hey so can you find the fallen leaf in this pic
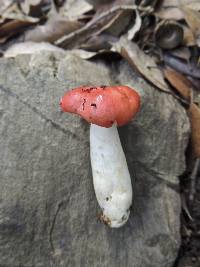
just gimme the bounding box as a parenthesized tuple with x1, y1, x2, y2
(20, 0, 44, 15)
(113, 36, 171, 93)
(188, 103, 200, 158)
(163, 68, 193, 101)
(155, 0, 200, 20)
(0, 0, 13, 15)
(169, 47, 191, 61)
(155, 20, 184, 49)
(60, 0, 93, 20)
(24, 15, 83, 43)
(106, 10, 132, 37)
(55, 4, 150, 48)
(183, 25, 196, 46)
(0, 20, 37, 38)
(181, 5, 200, 41)
(80, 33, 117, 51)
(155, 7, 184, 21)
(163, 53, 200, 79)
(0, 2, 39, 23)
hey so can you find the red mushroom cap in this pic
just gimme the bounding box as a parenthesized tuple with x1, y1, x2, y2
(60, 85, 140, 128)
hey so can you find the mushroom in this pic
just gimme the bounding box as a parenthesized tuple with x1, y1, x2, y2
(60, 85, 140, 228)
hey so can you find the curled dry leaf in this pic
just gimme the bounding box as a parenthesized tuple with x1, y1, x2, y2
(163, 68, 192, 101)
(169, 47, 191, 61)
(155, 0, 200, 20)
(155, 20, 184, 49)
(24, 15, 83, 43)
(188, 103, 200, 158)
(113, 36, 171, 93)
(60, 0, 93, 20)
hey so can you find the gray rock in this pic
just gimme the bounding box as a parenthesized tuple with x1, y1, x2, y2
(0, 51, 190, 267)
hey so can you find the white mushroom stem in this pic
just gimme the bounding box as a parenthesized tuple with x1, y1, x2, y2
(90, 123, 132, 228)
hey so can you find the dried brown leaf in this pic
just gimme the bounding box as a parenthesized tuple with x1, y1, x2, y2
(163, 68, 193, 101)
(0, 20, 37, 38)
(188, 103, 200, 158)
(155, 7, 184, 21)
(106, 10, 132, 37)
(80, 33, 116, 51)
(155, 20, 184, 49)
(169, 47, 191, 61)
(183, 25, 196, 46)
(155, 0, 200, 20)
(24, 15, 83, 43)
(181, 193, 194, 221)
(60, 0, 93, 20)
(113, 36, 171, 93)
(181, 5, 200, 38)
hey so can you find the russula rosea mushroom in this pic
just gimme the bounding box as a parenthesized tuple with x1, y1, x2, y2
(60, 85, 140, 228)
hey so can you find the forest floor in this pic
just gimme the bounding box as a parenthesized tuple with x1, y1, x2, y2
(1, 1, 200, 266)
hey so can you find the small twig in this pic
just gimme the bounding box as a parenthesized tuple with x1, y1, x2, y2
(49, 201, 64, 252)
(189, 158, 200, 203)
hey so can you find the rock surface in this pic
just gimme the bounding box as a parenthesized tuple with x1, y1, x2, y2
(0, 51, 189, 267)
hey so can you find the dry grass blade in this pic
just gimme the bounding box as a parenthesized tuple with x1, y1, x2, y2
(163, 68, 192, 101)
(113, 36, 171, 93)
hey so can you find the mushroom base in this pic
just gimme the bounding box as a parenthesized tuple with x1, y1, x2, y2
(90, 123, 132, 228)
